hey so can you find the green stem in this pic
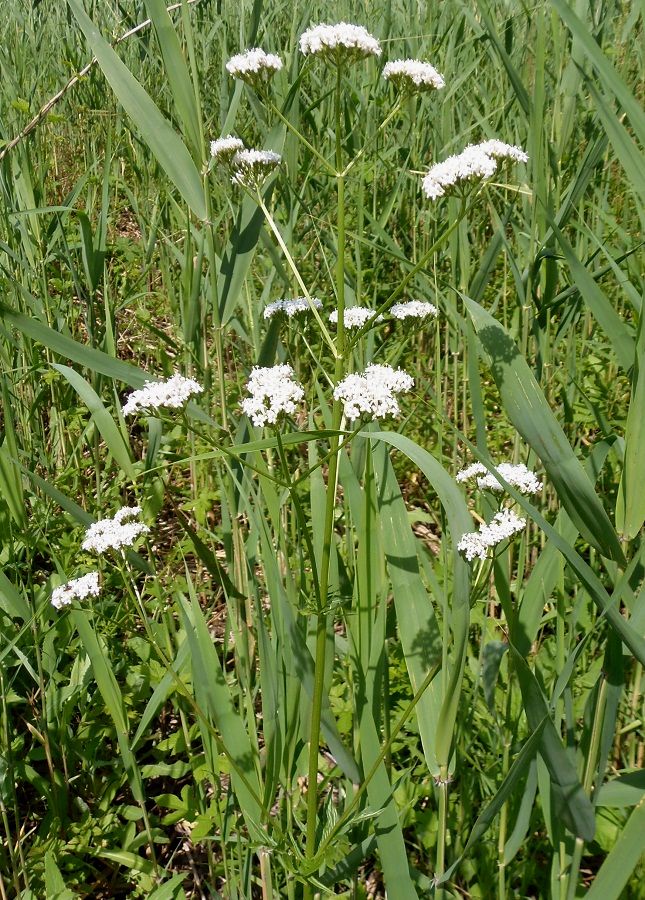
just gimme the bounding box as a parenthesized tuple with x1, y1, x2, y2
(565, 675, 608, 900)
(256, 195, 338, 357)
(316, 661, 441, 859)
(303, 64, 347, 896)
(436, 773, 449, 894)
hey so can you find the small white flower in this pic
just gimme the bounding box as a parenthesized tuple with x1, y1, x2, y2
(383, 59, 445, 91)
(263, 297, 323, 319)
(299, 23, 381, 61)
(478, 139, 529, 163)
(82, 507, 150, 555)
(210, 135, 245, 162)
(231, 148, 281, 188)
(122, 373, 203, 417)
(329, 307, 383, 328)
(422, 140, 528, 200)
(389, 300, 438, 320)
(457, 509, 527, 562)
(457, 461, 542, 495)
(241, 364, 305, 427)
(225, 48, 283, 85)
(51, 572, 100, 609)
(334, 364, 414, 421)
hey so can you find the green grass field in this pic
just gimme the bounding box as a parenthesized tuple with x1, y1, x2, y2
(0, 1, 644, 897)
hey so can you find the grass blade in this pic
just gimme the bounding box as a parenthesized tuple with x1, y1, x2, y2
(66, 0, 207, 220)
(463, 295, 624, 563)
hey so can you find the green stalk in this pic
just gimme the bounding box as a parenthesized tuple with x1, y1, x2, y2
(303, 63, 347, 896)
(565, 675, 608, 900)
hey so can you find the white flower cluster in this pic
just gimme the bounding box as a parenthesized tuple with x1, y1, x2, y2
(263, 297, 323, 319)
(422, 140, 528, 200)
(299, 23, 381, 61)
(390, 300, 438, 320)
(329, 307, 383, 328)
(82, 507, 150, 555)
(210, 135, 244, 162)
(51, 571, 100, 609)
(242, 364, 305, 427)
(122, 373, 203, 417)
(383, 59, 445, 91)
(231, 149, 282, 188)
(225, 48, 283, 85)
(334, 364, 414, 421)
(457, 461, 542, 495)
(457, 509, 527, 562)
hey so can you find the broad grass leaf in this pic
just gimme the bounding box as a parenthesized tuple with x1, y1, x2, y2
(0, 571, 30, 621)
(0, 376, 25, 528)
(437, 721, 546, 885)
(355, 684, 419, 899)
(548, 218, 634, 370)
(596, 771, 645, 808)
(53, 364, 135, 479)
(179, 592, 264, 833)
(511, 648, 595, 841)
(370, 432, 472, 770)
(71, 609, 146, 805)
(551, 0, 645, 147)
(586, 796, 645, 899)
(464, 295, 624, 563)
(143, 0, 201, 153)
(66, 0, 207, 220)
(585, 80, 645, 207)
(616, 319, 645, 538)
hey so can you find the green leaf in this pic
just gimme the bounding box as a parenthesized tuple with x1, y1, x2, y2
(596, 771, 645, 809)
(53, 364, 134, 478)
(617, 318, 645, 538)
(551, 0, 645, 147)
(464, 295, 624, 563)
(71, 608, 146, 805)
(548, 218, 634, 370)
(143, 0, 201, 153)
(44, 852, 77, 900)
(511, 648, 595, 841)
(437, 721, 546, 884)
(66, 0, 206, 220)
(0, 571, 30, 621)
(586, 796, 645, 899)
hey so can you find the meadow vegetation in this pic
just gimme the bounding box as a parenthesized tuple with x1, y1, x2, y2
(0, 0, 644, 897)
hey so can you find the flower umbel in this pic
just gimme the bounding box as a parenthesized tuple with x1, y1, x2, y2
(263, 297, 323, 319)
(225, 48, 283, 86)
(231, 149, 281, 188)
(329, 307, 383, 328)
(51, 572, 100, 609)
(122, 373, 203, 417)
(242, 365, 305, 427)
(82, 507, 150, 555)
(457, 462, 542, 495)
(299, 23, 381, 62)
(210, 135, 245, 162)
(383, 59, 445, 92)
(390, 300, 438, 320)
(334, 364, 414, 421)
(422, 140, 528, 200)
(457, 509, 527, 562)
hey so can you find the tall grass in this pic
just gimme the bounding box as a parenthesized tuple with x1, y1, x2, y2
(0, 0, 643, 897)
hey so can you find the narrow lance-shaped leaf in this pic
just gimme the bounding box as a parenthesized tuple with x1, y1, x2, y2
(143, 0, 202, 153)
(463, 295, 625, 563)
(617, 315, 645, 538)
(66, 0, 207, 220)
